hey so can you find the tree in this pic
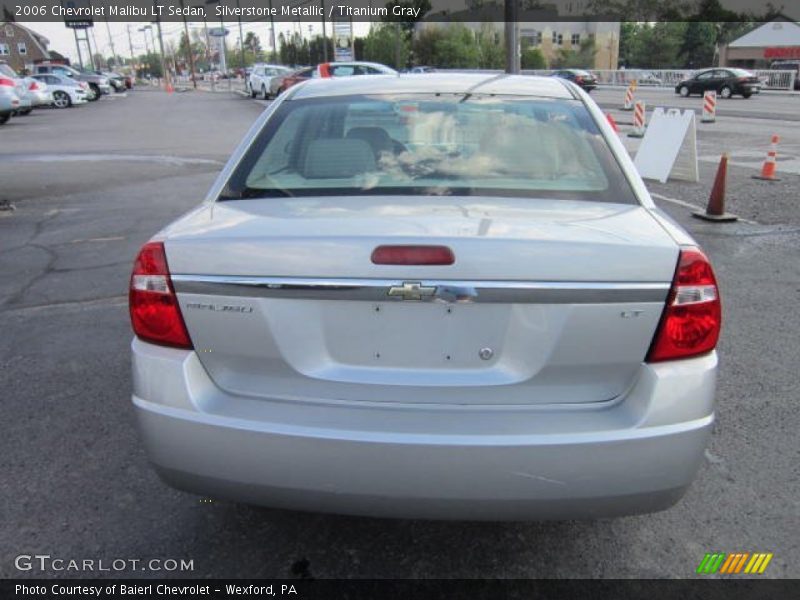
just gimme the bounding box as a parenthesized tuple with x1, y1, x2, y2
(679, 21, 716, 68)
(244, 32, 262, 62)
(412, 27, 445, 66)
(521, 47, 546, 69)
(433, 25, 480, 68)
(475, 23, 504, 69)
(364, 23, 410, 69)
(552, 38, 597, 69)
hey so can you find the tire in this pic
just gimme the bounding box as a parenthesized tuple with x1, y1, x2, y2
(250, 84, 256, 99)
(17, 108, 32, 116)
(720, 86, 732, 99)
(53, 90, 72, 109)
(0, 113, 9, 125)
(742, 91, 752, 99)
(261, 85, 268, 99)
(678, 85, 690, 97)
(88, 83, 100, 101)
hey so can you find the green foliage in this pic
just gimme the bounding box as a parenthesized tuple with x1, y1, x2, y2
(411, 27, 444, 67)
(475, 23, 504, 69)
(433, 25, 481, 68)
(618, 21, 689, 68)
(364, 23, 410, 69)
(521, 46, 546, 70)
(679, 21, 716, 68)
(551, 38, 597, 69)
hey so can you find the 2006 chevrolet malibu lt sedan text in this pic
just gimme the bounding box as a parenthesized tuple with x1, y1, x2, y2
(129, 74, 721, 520)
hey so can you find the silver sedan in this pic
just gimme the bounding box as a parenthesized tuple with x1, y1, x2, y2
(130, 74, 720, 520)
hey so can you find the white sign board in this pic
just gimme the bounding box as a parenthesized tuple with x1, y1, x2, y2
(633, 108, 699, 183)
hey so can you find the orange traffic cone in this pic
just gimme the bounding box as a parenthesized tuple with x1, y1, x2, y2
(752, 135, 780, 181)
(693, 154, 738, 222)
(166, 82, 174, 94)
(606, 113, 620, 133)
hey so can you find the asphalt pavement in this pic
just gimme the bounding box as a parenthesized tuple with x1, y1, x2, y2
(1, 88, 798, 579)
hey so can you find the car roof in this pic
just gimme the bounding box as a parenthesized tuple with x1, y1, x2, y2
(290, 73, 575, 100)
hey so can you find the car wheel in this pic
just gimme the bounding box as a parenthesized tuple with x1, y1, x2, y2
(88, 83, 100, 101)
(0, 113, 9, 125)
(742, 91, 752, 99)
(720, 86, 733, 99)
(261, 85, 268, 99)
(678, 85, 690, 97)
(17, 108, 33, 116)
(53, 91, 72, 109)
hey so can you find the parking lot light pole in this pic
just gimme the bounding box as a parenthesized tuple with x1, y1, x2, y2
(505, 0, 519, 74)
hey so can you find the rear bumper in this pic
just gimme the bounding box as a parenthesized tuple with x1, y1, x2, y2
(132, 339, 716, 520)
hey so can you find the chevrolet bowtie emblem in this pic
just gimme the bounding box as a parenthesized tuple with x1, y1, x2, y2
(387, 281, 437, 301)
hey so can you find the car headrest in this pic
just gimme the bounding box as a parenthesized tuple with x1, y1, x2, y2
(303, 138, 377, 179)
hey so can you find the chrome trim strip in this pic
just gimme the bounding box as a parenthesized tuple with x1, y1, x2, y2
(172, 275, 670, 304)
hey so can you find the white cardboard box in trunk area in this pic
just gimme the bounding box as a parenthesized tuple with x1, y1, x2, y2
(633, 108, 699, 183)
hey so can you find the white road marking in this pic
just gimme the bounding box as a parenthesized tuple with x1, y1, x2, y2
(70, 236, 126, 244)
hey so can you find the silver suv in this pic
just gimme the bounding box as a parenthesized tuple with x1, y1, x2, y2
(247, 64, 291, 99)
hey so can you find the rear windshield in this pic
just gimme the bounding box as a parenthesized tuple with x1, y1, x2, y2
(221, 94, 638, 204)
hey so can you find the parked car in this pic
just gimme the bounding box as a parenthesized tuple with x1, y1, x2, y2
(769, 60, 800, 90)
(675, 68, 761, 98)
(277, 62, 398, 95)
(0, 62, 31, 115)
(636, 71, 663, 86)
(407, 66, 436, 74)
(130, 73, 721, 520)
(275, 67, 315, 95)
(551, 68, 598, 92)
(319, 61, 398, 78)
(0, 78, 20, 125)
(21, 77, 54, 112)
(90, 70, 127, 92)
(247, 64, 292, 99)
(31, 74, 89, 108)
(31, 63, 111, 100)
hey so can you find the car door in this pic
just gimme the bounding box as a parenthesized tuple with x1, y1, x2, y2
(691, 70, 714, 93)
(714, 69, 736, 91)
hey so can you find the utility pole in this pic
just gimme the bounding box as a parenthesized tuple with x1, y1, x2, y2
(236, 0, 246, 90)
(180, 0, 198, 88)
(268, 0, 277, 63)
(126, 24, 135, 69)
(103, 2, 117, 68)
(154, 17, 170, 90)
(505, 0, 519, 74)
(320, 0, 328, 63)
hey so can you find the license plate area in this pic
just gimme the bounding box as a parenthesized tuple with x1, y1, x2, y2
(321, 301, 510, 369)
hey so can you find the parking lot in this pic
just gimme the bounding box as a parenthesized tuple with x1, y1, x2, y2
(1, 87, 798, 579)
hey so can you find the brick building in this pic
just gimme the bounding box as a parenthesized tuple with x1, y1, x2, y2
(0, 22, 51, 72)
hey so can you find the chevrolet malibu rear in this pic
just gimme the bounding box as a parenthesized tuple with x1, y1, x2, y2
(130, 74, 720, 520)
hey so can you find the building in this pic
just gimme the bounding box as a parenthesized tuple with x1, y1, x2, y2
(0, 22, 51, 72)
(417, 1, 619, 69)
(720, 18, 800, 68)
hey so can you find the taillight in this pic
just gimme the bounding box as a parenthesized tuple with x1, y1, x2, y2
(129, 241, 192, 349)
(371, 245, 455, 265)
(647, 247, 721, 362)
(0, 77, 15, 87)
(28, 81, 40, 91)
(575, 76, 584, 83)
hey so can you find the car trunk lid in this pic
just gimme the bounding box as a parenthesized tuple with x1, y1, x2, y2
(166, 197, 678, 406)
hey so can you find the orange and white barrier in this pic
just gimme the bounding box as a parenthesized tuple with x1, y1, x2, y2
(702, 91, 716, 123)
(628, 101, 646, 138)
(621, 80, 637, 110)
(752, 135, 781, 181)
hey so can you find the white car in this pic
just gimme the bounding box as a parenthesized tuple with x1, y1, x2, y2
(31, 74, 89, 108)
(247, 64, 291, 99)
(130, 74, 720, 520)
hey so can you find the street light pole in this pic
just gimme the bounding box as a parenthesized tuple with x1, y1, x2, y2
(505, 0, 519, 74)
